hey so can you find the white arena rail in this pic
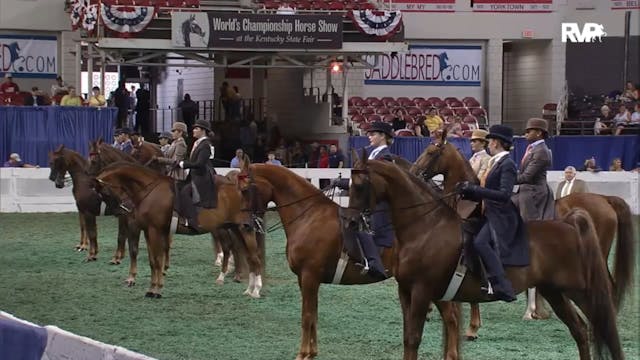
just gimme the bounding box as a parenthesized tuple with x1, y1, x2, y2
(1, 168, 638, 214)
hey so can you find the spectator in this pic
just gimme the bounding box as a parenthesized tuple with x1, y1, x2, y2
(51, 76, 68, 97)
(620, 81, 639, 102)
(220, 82, 240, 121)
(317, 145, 329, 168)
(60, 86, 83, 106)
(391, 108, 406, 131)
(265, 150, 282, 165)
(3, 153, 38, 168)
(580, 157, 602, 172)
(113, 128, 133, 154)
(555, 166, 588, 199)
(630, 103, 640, 126)
(178, 93, 199, 132)
(288, 140, 307, 168)
(158, 132, 172, 157)
(424, 108, 444, 135)
(609, 158, 624, 171)
(135, 86, 151, 137)
(447, 116, 463, 137)
(613, 104, 632, 135)
(88, 86, 106, 107)
(0, 73, 19, 94)
(328, 144, 344, 168)
(274, 138, 289, 166)
(24, 87, 47, 106)
(254, 135, 267, 163)
(113, 81, 130, 128)
(230, 148, 245, 168)
(276, 2, 296, 14)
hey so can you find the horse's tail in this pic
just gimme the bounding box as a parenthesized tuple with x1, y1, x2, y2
(565, 208, 623, 360)
(604, 195, 636, 309)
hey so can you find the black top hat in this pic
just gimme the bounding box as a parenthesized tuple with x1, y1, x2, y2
(485, 124, 513, 145)
(115, 127, 131, 135)
(193, 120, 211, 132)
(367, 121, 394, 138)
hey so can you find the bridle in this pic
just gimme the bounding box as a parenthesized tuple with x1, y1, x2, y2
(96, 176, 163, 211)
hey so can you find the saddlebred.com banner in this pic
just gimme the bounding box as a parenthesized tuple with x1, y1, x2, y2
(172, 12, 343, 49)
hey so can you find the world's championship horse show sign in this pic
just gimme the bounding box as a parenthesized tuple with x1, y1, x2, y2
(172, 12, 343, 50)
(0, 35, 58, 78)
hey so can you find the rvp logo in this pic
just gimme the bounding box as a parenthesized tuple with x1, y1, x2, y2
(561, 23, 607, 43)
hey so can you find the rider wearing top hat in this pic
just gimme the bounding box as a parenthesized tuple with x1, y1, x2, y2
(175, 119, 217, 230)
(456, 124, 528, 302)
(332, 121, 396, 280)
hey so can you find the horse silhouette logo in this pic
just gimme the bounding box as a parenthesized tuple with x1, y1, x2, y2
(437, 52, 452, 80)
(0, 41, 22, 72)
(180, 14, 206, 47)
(561, 23, 607, 43)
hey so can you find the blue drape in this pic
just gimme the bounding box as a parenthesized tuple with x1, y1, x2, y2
(0, 106, 116, 167)
(349, 136, 640, 170)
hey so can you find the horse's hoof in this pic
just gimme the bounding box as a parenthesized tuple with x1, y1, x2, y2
(249, 292, 261, 299)
(465, 335, 478, 341)
(522, 312, 535, 321)
(233, 276, 242, 283)
(153, 293, 162, 299)
(83, 257, 97, 263)
(532, 311, 551, 320)
(243, 289, 251, 296)
(109, 259, 121, 265)
(124, 280, 135, 287)
(215, 279, 224, 285)
(145, 292, 154, 298)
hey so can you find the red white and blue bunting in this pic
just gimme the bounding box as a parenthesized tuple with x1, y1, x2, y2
(348, 10, 403, 41)
(100, 5, 155, 37)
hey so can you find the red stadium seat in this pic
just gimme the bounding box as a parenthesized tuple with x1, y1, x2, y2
(427, 97, 442, 103)
(470, 107, 487, 117)
(411, 97, 425, 105)
(348, 96, 363, 106)
(348, 107, 359, 116)
(395, 129, 415, 136)
(351, 114, 366, 123)
(380, 96, 395, 105)
(444, 97, 459, 106)
(365, 97, 381, 106)
(376, 107, 391, 115)
(403, 114, 416, 124)
(463, 97, 480, 107)
(406, 107, 422, 116)
(439, 108, 453, 117)
(432, 100, 447, 109)
(449, 100, 464, 108)
(367, 114, 381, 123)
(382, 114, 395, 123)
(399, 99, 414, 107)
(360, 107, 375, 115)
(454, 108, 469, 116)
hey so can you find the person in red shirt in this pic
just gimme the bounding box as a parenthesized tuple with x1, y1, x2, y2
(317, 145, 329, 168)
(0, 73, 20, 94)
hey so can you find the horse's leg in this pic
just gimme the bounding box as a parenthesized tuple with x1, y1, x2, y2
(533, 290, 551, 319)
(537, 288, 590, 360)
(465, 303, 481, 340)
(124, 223, 141, 287)
(213, 232, 223, 267)
(296, 272, 320, 360)
(84, 215, 98, 261)
(165, 233, 172, 273)
(77, 214, 87, 251)
(523, 288, 550, 320)
(399, 282, 432, 360)
(215, 230, 231, 285)
(110, 216, 127, 264)
(234, 227, 262, 298)
(435, 301, 461, 360)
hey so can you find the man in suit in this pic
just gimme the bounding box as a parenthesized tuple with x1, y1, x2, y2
(176, 119, 216, 231)
(331, 121, 395, 280)
(24, 87, 47, 106)
(556, 166, 589, 199)
(155, 122, 188, 181)
(457, 125, 528, 302)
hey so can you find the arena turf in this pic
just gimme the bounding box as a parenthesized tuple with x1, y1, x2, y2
(0, 213, 638, 360)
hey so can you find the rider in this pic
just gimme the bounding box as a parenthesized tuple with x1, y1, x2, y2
(175, 119, 217, 230)
(456, 125, 528, 303)
(332, 121, 395, 281)
(113, 128, 133, 154)
(468, 129, 491, 180)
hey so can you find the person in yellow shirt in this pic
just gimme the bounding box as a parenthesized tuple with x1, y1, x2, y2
(424, 107, 444, 135)
(88, 86, 106, 107)
(60, 86, 84, 106)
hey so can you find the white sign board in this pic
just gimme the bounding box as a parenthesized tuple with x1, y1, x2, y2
(0, 35, 58, 78)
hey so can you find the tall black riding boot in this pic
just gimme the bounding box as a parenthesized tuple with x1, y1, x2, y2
(356, 232, 388, 280)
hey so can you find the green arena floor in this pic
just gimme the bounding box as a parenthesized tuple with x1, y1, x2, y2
(0, 213, 638, 360)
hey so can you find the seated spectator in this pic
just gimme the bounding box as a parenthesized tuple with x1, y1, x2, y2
(265, 150, 282, 166)
(230, 148, 244, 168)
(391, 108, 406, 132)
(613, 104, 632, 135)
(620, 81, 639, 102)
(317, 145, 329, 168)
(447, 116, 463, 137)
(276, 2, 296, 14)
(0, 73, 19, 94)
(424, 108, 444, 135)
(580, 157, 602, 172)
(88, 86, 106, 107)
(630, 103, 640, 125)
(158, 132, 172, 157)
(51, 76, 68, 97)
(60, 86, 83, 106)
(288, 140, 307, 168)
(24, 87, 47, 106)
(609, 158, 624, 171)
(600, 105, 614, 121)
(3, 153, 38, 168)
(328, 144, 344, 168)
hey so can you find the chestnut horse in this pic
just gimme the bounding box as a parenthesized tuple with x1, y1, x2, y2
(95, 161, 264, 297)
(410, 139, 636, 339)
(348, 155, 623, 360)
(48, 145, 131, 262)
(235, 163, 458, 360)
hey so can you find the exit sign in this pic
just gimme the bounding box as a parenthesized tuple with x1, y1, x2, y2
(522, 29, 535, 38)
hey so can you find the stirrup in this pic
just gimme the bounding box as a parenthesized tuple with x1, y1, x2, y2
(119, 203, 133, 213)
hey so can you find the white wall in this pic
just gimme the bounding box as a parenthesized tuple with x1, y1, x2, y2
(0, 0, 70, 31)
(156, 54, 215, 110)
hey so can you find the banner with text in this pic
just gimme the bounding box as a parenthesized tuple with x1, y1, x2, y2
(172, 12, 343, 49)
(392, 0, 455, 12)
(472, 0, 554, 12)
(0, 35, 58, 78)
(611, 0, 640, 9)
(363, 45, 483, 87)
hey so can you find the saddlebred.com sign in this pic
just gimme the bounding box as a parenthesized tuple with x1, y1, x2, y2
(172, 12, 343, 49)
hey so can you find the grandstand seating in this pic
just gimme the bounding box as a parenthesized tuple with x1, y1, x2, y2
(561, 94, 639, 135)
(348, 95, 488, 136)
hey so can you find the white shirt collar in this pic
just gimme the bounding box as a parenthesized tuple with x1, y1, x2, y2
(529, 139, 545, 148)
(368, 145, 388, 159)
(472, 149, 487, 157)
(489, 150, 509, 164)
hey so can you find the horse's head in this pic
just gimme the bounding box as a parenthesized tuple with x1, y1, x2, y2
(237, 160, 272, 233)
(87, 138, 105, 176)
(409, 129, 452, 180)
(48, 144, 68, 188)
(94, 168, 132, 216)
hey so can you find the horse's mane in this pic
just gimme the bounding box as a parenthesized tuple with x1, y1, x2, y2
(60, 147, 89, 168)
(99, 161, 167, 182)
(250, 164, 336, 206)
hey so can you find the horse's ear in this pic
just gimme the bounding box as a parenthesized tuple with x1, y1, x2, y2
(97, 137, 103, 145)
(243, 153, 251, 165)
(350, 148, 359, 166)
(54, 144, 64, 153)
(190, 14, 196, 20)
(439, 128, 448, 143)
(240, 155, 250, 173)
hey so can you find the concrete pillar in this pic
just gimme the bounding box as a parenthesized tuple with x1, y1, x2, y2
(486, 39, 503, 125)
(87, 46, 93, 98)
(75, 43, 82, 91)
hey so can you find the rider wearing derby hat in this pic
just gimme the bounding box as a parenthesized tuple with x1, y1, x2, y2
(456, 124, 528, 302)
(175, 119, 217, 231)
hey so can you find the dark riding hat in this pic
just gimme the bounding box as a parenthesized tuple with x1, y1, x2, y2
(485, 124, 513, 145)
(115, 127, 131, 135)
(525, 118, 549, 137)
(158, 131, 172, 140)
(193, 120, 211, 132)
(366, 121, 394, 138)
